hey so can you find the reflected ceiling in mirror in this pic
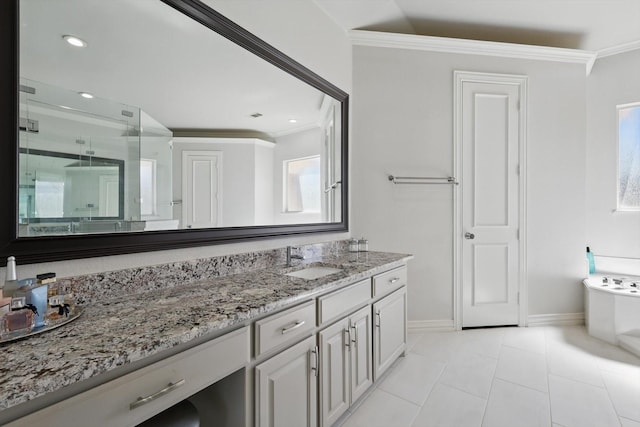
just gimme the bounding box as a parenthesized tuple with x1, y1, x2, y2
(18, 0, 344, 237)
(20, 0, 327, 134)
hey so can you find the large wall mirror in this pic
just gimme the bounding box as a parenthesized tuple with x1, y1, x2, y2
(0, 0, 348, 264)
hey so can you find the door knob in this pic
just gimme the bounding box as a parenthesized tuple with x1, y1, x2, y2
(464, 232, 475, 240)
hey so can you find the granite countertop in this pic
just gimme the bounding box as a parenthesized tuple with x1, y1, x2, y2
(0, 251, 411, 414)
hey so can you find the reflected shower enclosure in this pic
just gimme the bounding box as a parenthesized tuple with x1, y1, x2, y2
(19, 80, 173, 236)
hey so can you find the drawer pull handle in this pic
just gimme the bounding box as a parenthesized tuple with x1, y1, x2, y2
(376, 311, 381, 328)
(389, 277, 400, 284)
(345, 328, 351, 348)
(129, 379, 186, 410)
(351, 325, 357, 344)
(281, 320, 305, 334)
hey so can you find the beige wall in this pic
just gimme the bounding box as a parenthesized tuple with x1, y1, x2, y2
(351, 45, 588, 322)
(586, 49, 640, 259)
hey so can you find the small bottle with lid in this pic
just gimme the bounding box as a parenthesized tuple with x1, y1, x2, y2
(349, 238, 359, 253)
(3, 256, 19, 299)
(358, 238, 369, 252)
(45, 292, 74, 325)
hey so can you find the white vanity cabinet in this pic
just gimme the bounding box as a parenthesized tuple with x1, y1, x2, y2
(317, 279, 373, 427)
(255, 335, 319, 427)
(372, 286, 407, 380)
(1, 259, 410, 427)
(5, 326, 250, 427)
(319, 305, 372, 427)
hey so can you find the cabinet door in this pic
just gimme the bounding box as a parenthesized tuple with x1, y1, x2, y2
(319, 318, 350, 427)
(349, 306, 373, 404)
(373, 287, 407, 380)
(255, 335, 318, 427)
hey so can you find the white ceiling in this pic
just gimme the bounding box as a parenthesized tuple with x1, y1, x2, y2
(314, 0, 640, 51)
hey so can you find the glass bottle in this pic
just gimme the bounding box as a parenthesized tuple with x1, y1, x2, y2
(3, 256, 18, 298)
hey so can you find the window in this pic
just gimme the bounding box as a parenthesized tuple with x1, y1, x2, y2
(283, 156, 321, 213)
(618, 103, 640, 211)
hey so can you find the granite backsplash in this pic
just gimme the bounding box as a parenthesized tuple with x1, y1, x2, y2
(53, 240, 349, 305)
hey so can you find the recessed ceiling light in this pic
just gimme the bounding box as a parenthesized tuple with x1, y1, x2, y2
(78, 92, 94, 99)
(63, 35, 87, 48)
(288, 119, 297, 123)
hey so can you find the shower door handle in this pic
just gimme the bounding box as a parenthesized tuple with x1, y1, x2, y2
(464, 232, 475, 240)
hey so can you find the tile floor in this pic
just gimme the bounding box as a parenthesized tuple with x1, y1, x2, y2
(337, 325, 640, 427)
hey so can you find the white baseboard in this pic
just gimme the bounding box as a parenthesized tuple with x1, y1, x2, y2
(527, 313, 585, 327)
(408, 319, 455, 332)
(409, 314, 585, 331)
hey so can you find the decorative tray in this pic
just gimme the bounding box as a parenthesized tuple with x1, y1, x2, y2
(0, 308, 83, 344)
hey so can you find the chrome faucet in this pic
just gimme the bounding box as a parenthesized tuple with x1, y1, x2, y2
(286, 246, 304, 266)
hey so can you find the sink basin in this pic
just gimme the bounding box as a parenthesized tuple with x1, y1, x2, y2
(285, 266, 343, 280)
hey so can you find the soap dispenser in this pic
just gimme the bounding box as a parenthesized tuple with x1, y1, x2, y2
(586, 247, 596, 275)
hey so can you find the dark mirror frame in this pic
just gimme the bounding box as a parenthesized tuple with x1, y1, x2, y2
(0, 0, 348, 265)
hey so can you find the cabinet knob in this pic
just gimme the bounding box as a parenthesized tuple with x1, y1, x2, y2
(464, 232, 475, 240)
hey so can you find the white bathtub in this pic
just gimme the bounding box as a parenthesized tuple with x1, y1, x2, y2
(584, 275, 640, 356)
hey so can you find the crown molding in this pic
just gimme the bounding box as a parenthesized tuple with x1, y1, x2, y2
(350, 30, 597, 75)
(597, 39, 640, 59)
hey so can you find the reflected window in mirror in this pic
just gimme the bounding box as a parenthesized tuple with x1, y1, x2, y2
(284, 155, 321, 214)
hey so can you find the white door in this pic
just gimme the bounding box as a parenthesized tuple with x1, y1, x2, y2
(182, 151, 222, 229)
(458, 73, 525, 328)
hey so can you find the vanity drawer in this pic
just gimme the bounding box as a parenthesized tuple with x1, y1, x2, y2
(372, 266, 407, 297)
(318, 279, 371, 325)
(7, 326, 250, 427)
(254, 300, 315, 358)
